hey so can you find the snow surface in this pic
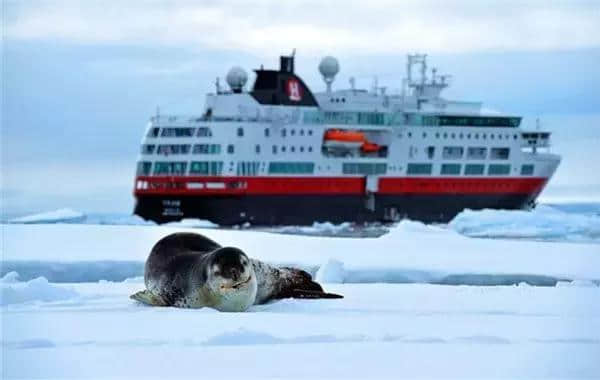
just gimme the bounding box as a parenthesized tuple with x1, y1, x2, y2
(2, 221, 600, 378)
(2, 278, 599, 378)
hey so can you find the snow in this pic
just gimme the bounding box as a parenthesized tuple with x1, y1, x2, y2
(2, 279, 599, 378)
(2, 217, 600, 378)
(450, 204, 600, 243)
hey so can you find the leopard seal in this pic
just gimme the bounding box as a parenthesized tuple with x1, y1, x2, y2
(130, 232, 342, 312)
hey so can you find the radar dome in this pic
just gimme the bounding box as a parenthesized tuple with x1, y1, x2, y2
(319, 56, 339, 92)
(319, 56, 340, 81)
(226, 66, 248, 93)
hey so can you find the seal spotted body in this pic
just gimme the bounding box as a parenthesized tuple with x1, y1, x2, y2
(131, 232, 342, 312)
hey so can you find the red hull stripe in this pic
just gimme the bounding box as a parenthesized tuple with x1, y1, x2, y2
(134, 176, 548, 196)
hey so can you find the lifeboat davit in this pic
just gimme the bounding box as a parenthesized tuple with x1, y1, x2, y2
(323, 129, 366, 148)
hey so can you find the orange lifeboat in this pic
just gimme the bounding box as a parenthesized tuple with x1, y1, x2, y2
(360, 141, 380, 153)
(323, 129, 366, 148)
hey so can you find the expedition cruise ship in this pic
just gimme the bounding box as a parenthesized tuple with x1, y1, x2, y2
(133, 53, 560, 225)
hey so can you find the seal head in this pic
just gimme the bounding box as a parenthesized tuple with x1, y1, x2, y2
(203, 247, 257, 312)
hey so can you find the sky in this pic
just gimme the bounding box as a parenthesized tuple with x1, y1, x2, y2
(2, 0, 600, 216)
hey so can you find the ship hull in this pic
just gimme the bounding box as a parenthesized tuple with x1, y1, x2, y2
(134, 192, 540, 225)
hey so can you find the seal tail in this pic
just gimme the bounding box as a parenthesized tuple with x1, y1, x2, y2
(278, 267, 343, 300)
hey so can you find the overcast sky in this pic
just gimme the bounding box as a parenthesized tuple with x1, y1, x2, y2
(2, 0, 599, 215)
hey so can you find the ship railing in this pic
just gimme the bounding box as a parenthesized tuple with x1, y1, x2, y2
(150, 114, 275, 125)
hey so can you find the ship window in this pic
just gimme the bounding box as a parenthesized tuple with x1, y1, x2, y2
(491, 134, 495, 140)
(237, 127, 244, 137)
(451, 133, 455, 139)
(443, 133, 447, 139)
(269, 162, 315, 174)
(488, 164, 511, 175)
(161, 128, 195, 137)
(147, 128, 160, 138)
(442, 146, 464, 159)
(490, 147, 510, 160)
(141, 144, 156, 154)
(514, 134, 518, 139)
(407, 163, 432, 175)
(482, 134, 487, 139)
(272, 145, 277, 154)
(441, 164, 461, 175)
(227, 144, 234, 154)
(300, 146, 304, 152)
(308, 130, 313, 136)
(435, 133, 440, 139)
(255, 145, 261, 154)
(342, 163, 387, 175)
(521, 164, 534, 175)
(308, 146, 313, 152)
(265, 128, 270, 137)
(422, 132, 427, 138)
(427, 146, 435, 159)
(408, 132, 412, 138)
(291, 129, 296, 136)
(237, 161, 260, 176)
(464, 164, 485, 175)
(157, 144, 191, 155)
(467, 133, 471, 139)
(282, 129, 287, 137)
(190, 161, 223, 175)
(193, 144, 221, 154)
(459, 133, 464, 139)
(136, 161, 152, 175)
(197, 127, 212, 137)
(474, 133, 479, 139)
(300, 129, 305, 136)
(291, 146, 295, 153)
(467, 147, 487, 159)
(153, 162, 187, 175)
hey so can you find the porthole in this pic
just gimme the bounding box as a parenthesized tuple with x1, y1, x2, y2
(291, 146, 295, 152)
(300, 130, 305, 136)
(291, 129, 296, 136)
(282, 146, 286, 152)
(308, 130, 313, 136)
(300, 146, 304, 152)
(308, 146, 313, 152)
(422, 132, 427, 138)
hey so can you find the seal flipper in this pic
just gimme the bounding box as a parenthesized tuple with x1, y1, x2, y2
(130, 290, 168, 306)
(276, 267, 343, 300)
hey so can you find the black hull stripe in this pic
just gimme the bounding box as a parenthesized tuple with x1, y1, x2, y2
(134, 193, 538, 225)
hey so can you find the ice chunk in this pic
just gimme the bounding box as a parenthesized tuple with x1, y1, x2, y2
(449, 205, 600, 243)
(1, 271, 21, 283)
(315, 259, 345, 284)
(1, 275, 79, 305)
(9, 208, 85, 224)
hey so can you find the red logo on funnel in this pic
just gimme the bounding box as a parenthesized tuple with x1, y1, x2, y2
(286, 79, 302, 102)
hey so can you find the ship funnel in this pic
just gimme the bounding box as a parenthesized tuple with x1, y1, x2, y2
(226, 66, 248, 93)
(319, 56, 339, 93)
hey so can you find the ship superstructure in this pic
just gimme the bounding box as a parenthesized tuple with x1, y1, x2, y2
(133, 53, 560, 225)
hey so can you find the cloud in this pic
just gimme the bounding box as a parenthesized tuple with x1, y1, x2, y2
(5, 0, 600, 55)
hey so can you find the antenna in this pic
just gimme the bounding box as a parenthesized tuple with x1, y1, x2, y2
(215, 77, 222, 94)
